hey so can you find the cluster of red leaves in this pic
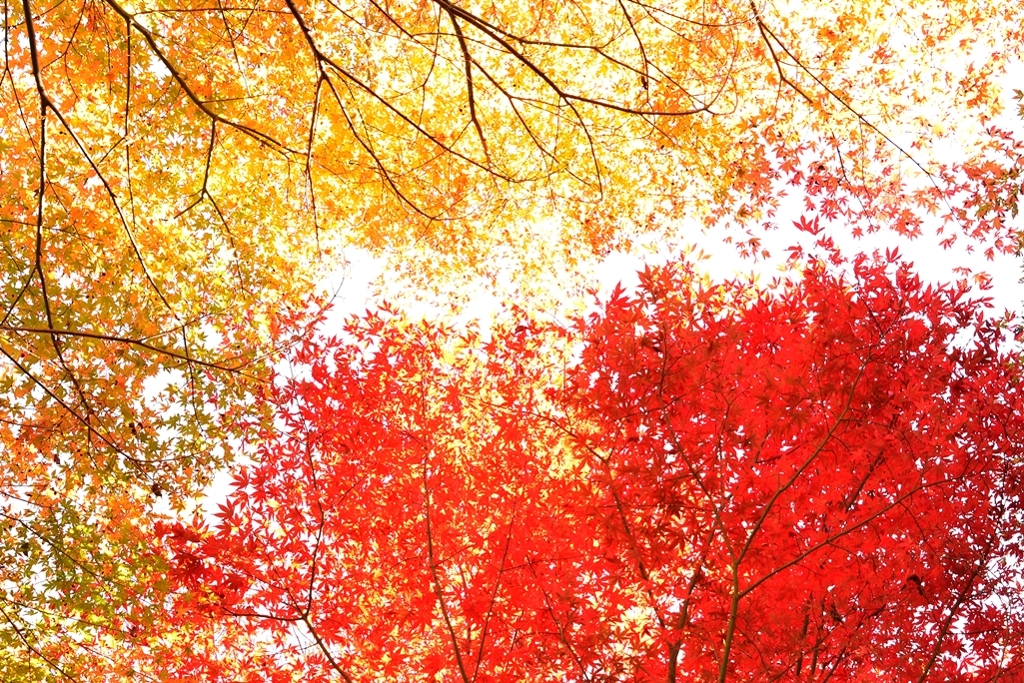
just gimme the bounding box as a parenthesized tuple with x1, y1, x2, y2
(157, 248, 1024, 682)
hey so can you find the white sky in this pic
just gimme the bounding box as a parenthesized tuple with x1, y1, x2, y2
(195, 64, 1024, 520)
(318, 60, 1024, 327)
(319, 208, 1024, 334)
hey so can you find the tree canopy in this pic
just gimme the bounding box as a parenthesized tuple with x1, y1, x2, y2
(1, 0, 1023, 679)
(152, 249, 1024, 681)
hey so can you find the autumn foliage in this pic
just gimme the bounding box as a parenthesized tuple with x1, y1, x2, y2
(153, 249, 1024, 682)
(2, 0, 1024, 677)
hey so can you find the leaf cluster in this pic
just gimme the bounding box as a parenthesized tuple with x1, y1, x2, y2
(153, 251, 1024, 682)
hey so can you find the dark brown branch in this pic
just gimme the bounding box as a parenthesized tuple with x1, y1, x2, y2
(749, 1, 814, 105)
(471, 501, 515, 683)
(283, 0, 510, 186)
(102, 0, 296, 153)
(300, 614, 356, 683)
(423, 456, 473, 683)
(0, 604, 78, 682)
(433, 0, 711, 116)
(0, 324, 262, 377)
(22, 0, 176, 319)
(530, 561, 592, 682)
(0, 344, 142, 463)
(615, 0, 650, 91)
(753, 12, 958, 221)
(916, 540, 993, 683)
(448, 11, 490, 164)
(306, 75, 324, 253)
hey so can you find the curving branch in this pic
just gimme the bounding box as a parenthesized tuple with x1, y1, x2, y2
(0, 324, 264, 377)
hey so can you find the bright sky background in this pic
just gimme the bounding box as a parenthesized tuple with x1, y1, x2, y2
(319, 63, 1024, 328)
(194, 65, 1024, 520)
(320, 200, 1024, 335)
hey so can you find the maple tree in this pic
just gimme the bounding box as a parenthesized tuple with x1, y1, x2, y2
(2, 0, 1024, 676)
(150, 246, 1024, 682)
